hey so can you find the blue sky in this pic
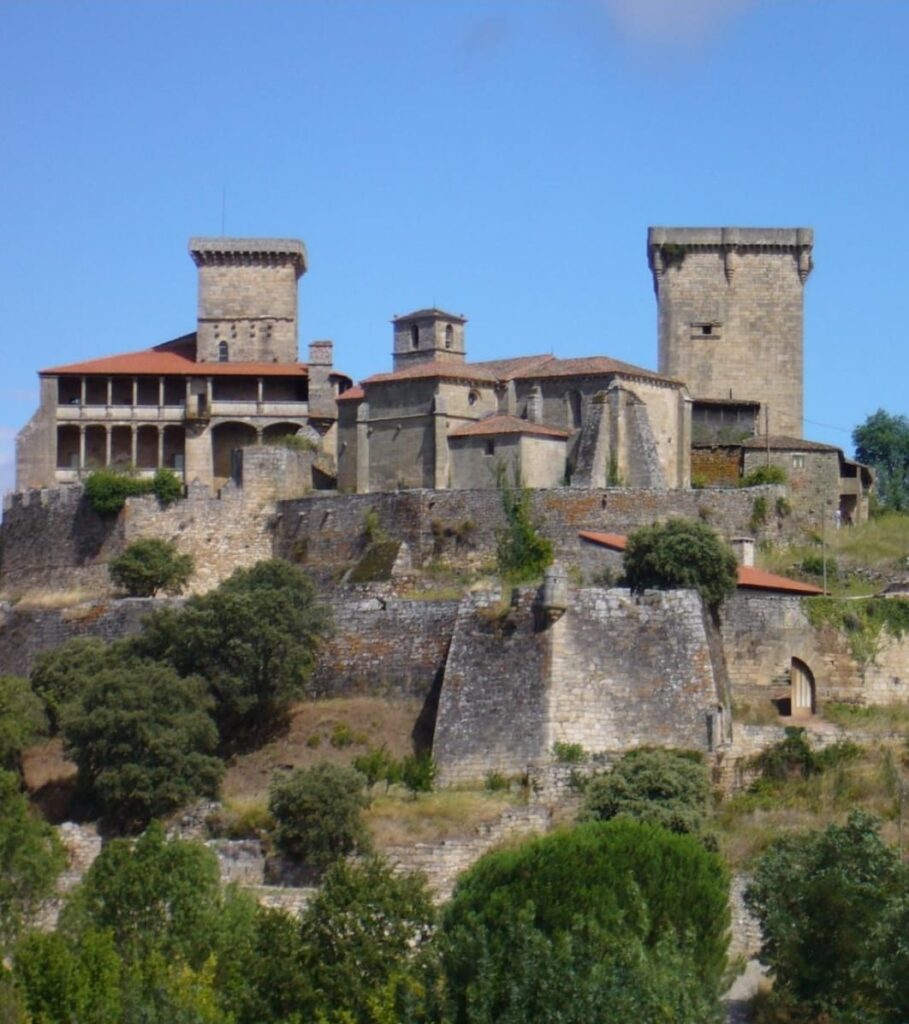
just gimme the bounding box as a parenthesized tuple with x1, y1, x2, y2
(2, 0, 907, 494)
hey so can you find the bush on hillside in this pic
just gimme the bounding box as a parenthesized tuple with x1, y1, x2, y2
(29, 637, 120, 734)
(441, 819, 730, 1021)
(268, 763, 371, 872)
(623, 518, 738, 611)
(135, 559, 330, 744)
(60, 662, 222, 829)
(579, 748, 711, 840)
(109, 538, 194, 597)
(740, 464, 788, 487)
(83, 467, 183, 516)
(0, 676, 47, 774)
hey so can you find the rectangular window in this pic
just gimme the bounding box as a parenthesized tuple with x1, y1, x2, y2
(484, 440, 495, 456)
(792, 454, 805, 469)
(690, 322, 722, 340)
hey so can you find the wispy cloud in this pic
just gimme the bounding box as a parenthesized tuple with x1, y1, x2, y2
(601, 0, 756, 46)
(0, 426, 16, 498)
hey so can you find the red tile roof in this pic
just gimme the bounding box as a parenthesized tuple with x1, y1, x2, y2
(577, 530, 825, 595)
(337, 385, 365, 402)
(741, 435, 840, 453)
(362, 362, 499, 385)
(40, 333, 352, 384)
(449, 415, 571, 439)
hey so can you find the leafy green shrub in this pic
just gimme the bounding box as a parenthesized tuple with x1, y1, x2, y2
(484, 770, 510, 792)
(752, 727, 817, 783)
(60, 661, 223, 829)
(495, 467, 553, 582)
(268, 763, 372, 871)
(84, 468, 151, 515)
(623, 518, 738, 611)
(135, 560, 330, 744)
(579, 748, 711, 840)
(269, 433, 318, 454)
(799, 551, 825, 576)
(746, 811, 909, 1022)
(109, 538, 194, 597)
(352, 745, 400, 789)
(443, 820, 730, 1014)
(750, 495, 769, 533)
(401, 751, 436, 793)
(363, 509, 384, 543)
(552, 740, 585, 764)
(0, 769, 65, 949)
(29, 637, 114, 733)
(151, 467, 183, 505)
(0, 676, 46, 773)
(741, 464, 788, 487)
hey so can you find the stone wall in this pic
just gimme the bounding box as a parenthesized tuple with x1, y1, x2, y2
(719, 591, 909, 709)
(433, 585, 725, 785)
(277, 484, 790, 582)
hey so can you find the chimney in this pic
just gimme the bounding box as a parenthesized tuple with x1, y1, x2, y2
(729, 536, 755, 567)
(307, 340, 335, 420)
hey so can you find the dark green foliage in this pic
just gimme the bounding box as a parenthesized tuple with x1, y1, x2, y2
(60, 662, 222, 829)
(298, 856, 436, 1023)
(552, 740, 585, 763)
(440, 903, 722, 1024)
(352, 744, 401, 788)
(806, 595, 909, 665)
(660, 242, 687, 268)
(753, 726, 818, 783)
(109, 537, 194, 596)
(268, 762, 371, 871)
(746, 811, 909, 1022)
(749, 495, 769, 533)
(579, 748, 711, 839)
(0, 770, 65, 949)
(741, 464, 788, 487)
(0, 675, 46, 773)
(623, 518, 738, 611)
(854, 409, 909, 512)
(29, 636, 122, 734)
(136, 559, 329, 742)
(444, 819, 730, 1006)
(151, 467, 184, 505)
(84, 467, 184, 516)
(495, 467, 553, 582)
(401, 750, 436, 793)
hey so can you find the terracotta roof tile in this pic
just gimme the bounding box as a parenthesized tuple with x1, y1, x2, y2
(741, 435, 841, 453)
(337, 386, 365, 402)
(363, 363, 499, 385)
(449, 415, 571, 439)
(577, 530, 825, 595)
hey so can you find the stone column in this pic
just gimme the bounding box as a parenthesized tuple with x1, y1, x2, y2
(78, 426, 86, 471)
(80, 377, 87, 406)
(205, 377, 213, 415)
(432, 391, 450, 489)
(256, 427, 263, 445)
(158, 376, 165, 409)
(257, 377, 264, 413)
(185, 379, 192, 411)
(356, 402, 370, 493)
(106, 377, 113, 408)
(157, 427, 164, 468)
(104, 425, 112, 467)
(132, 377, 138, 407)
(131, 426, 138, 466)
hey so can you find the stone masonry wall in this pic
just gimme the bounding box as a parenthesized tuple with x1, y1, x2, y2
(277, 485, 791, 582)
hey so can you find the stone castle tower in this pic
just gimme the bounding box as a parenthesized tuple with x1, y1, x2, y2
(648, 227, 813, 438)
(190, 238, 308, 364)
(391, 308, 467, 371)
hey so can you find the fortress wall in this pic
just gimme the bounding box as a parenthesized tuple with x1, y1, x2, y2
(719, 592, 909, 707)
(434, 586, 723, 786)
(276, 484, 792, 580)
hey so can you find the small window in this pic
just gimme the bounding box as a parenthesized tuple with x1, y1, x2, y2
(792, 454, 805, 469)
(468, 390, 479, 407)
(701, 324, 713, 336)
(410, 325, 419, 349)
(484, 440, 495, 456)
(218, 341, 229, 362)
(445, 324, 454, 349)
(691, 322, 721, 340)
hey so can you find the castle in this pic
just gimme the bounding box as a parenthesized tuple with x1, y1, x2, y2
(13, 226, 870, 525)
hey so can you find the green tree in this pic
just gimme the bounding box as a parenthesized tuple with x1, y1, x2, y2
(0, 675, 47, 773)
(60, 662, 222, 829)
(746, 811, 908, 1022)
(623, 518, 738, 611)
(442, 819, 730, 1014)
(0, 769, 66, 949)
(268, 762, 371, 872)
(30, 637, 123, 733)
(137, 559, 329, 743)
(579, 748, 712, 840)
(853, 409, 909, 512)
(495, 467, 553, 582)
(109, 538, 194, 597)
(298, 856, 436, 1023)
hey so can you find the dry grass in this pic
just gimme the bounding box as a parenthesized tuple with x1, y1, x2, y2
(12, 588, 104, 611)
(733, 700, 784, 727)
(366, 788, 518, 847)
(822, 701, 909, 734)
(221, 697, 422, 802)
(716, 740, 907, 868)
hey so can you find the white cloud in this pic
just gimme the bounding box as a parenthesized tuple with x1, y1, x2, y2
(0, 426, 16, 498)
(601, 0, 756, 46)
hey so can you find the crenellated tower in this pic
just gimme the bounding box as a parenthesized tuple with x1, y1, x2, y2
(648, 227, 813, 438)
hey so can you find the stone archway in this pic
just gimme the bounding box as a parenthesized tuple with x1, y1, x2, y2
(790, 657, 816, 718)
(211, 421, 258, 482)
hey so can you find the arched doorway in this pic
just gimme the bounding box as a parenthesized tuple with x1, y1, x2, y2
(790, 658, 816, 718)
(212, 421, 258, 482)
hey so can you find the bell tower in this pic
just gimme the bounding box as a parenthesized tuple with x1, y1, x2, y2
(392, 308, 467, 371)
